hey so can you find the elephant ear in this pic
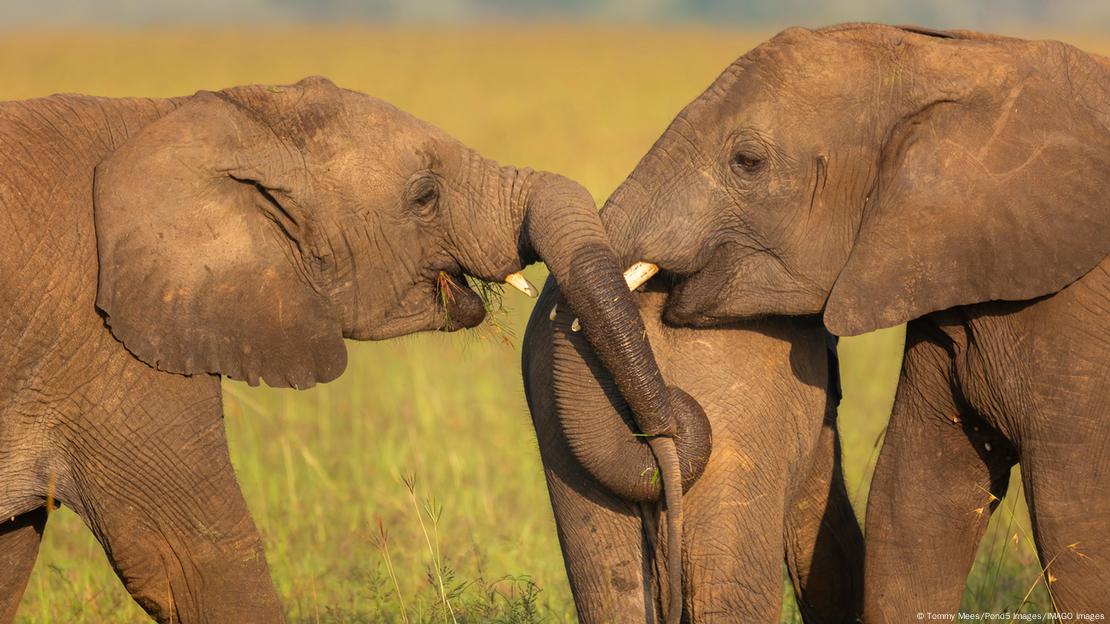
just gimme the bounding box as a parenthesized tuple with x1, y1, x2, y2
(94, 89, 346, 388)
(824, 40, 1110, 336)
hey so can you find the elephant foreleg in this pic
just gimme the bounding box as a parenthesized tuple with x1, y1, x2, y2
(527, 371, 652, 622)
(0, 507, 47, 624)
(863, 328, 1015, 622)
(60, 372, 283, 623)
(542, 442, 653, 623)
(783, 410, 863, 624)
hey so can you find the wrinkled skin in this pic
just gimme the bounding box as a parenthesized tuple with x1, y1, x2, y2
(0, 77, 691, 622)
(523, 280, 862, 622)
(601, 24, 1110, 619)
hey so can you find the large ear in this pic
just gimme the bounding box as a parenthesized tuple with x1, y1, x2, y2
(94, 89, 346, 388)
(825, 38, 1110, 336)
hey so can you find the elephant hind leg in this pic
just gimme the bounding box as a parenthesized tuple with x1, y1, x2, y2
(0, 507, 47, 624)
(784, 412, 863, 624)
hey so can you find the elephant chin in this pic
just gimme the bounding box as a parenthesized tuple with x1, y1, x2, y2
(662, 261, 734, 329)
(661, 243, 784, 329)
(662, 280, 720, 328)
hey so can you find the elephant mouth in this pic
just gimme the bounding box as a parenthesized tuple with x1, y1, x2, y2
(664, 271, 724, 327)
(658, 245, 740, 328)
(650, 265, 727, 329)
(434, 271, 487, 331)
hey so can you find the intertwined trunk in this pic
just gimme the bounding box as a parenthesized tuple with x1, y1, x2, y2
(482, 168, 713, 624)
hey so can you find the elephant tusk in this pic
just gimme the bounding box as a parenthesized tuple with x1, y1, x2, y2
(549, 304, 558, 321)
(568, 262, 659, 330)
(623, 261, 659, 291)
(504, 272, 538, 297)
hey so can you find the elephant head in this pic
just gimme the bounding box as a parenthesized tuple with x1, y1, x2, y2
(601, 24, 1110, 335)
(92, 78, 706, 488)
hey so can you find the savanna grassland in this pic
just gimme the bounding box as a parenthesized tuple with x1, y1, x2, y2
(3, 25, 1103, 623)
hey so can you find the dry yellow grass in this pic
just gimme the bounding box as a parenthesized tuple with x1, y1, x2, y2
(3, 25, 1104, 622)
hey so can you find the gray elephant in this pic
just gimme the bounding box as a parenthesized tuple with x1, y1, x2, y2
(0, 76, 698, 622)
(594, 23, 1110, 619)
(523, 279, 862, 622)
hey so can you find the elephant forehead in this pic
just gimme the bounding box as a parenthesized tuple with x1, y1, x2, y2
(686, 32, 877, 131)
(343, 93, 452, 148)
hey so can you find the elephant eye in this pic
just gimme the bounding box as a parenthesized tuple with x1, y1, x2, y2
(406, 175, 440, 218)
(731, 151, 765, 174)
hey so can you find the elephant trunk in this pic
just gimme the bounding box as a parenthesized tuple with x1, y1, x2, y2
(519, 171, 711, 487)
(651, 435, 685, 624)
(472, 166, 711, 623)
(525, 175, 668, 428)
(462, 163, 710, 471)
(519, 173, 709, 624)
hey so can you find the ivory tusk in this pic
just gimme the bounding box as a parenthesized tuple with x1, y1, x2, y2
(623, 261, 659, 292)
(549, 304, 558, 321)
(569, 262, 659, 329)
(504, 272, 538, 297)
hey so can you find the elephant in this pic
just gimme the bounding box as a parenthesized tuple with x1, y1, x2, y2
(593, 22, 1110, 619)
(0, 76, 705, 622)
(523, 279, 863, 622)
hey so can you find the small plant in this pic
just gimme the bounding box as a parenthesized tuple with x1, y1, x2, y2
(370, 515, 410, 624)
(962, 480, 1056, 614)
(467, 276, 516, 346)
(365, 473, 549, 623)
(435, 271, 466, 331)
(454, 575, 545, 624)
(402, 473, 458, 624)
(435, 272, 516, 346)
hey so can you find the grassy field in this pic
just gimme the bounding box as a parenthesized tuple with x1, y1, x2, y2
(3, 25, 1101, 623)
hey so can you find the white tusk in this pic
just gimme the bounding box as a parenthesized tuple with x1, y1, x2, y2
(549, 304, 558, 321)
(569, 262, 660, 329)
(504, 272, 538, 297)
(623, 261, 659, 291)
(571, 318, 580, 332)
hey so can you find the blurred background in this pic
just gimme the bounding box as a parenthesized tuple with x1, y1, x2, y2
(4, 0, 1110, 32)
(3, 1, 1102, 622)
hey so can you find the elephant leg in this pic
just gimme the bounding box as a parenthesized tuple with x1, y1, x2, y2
(784, 411, 863, 624)
(677, 453, 785, 623)
(1019, 429, 1110, 612)
(548, 475, 652, 622)
(61, 372, 283, 623)
(540, 438, 652, 623)
(526, 335, 654, 623)
(863, 331, 1015, 622)
(0, 507, 47, 623)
